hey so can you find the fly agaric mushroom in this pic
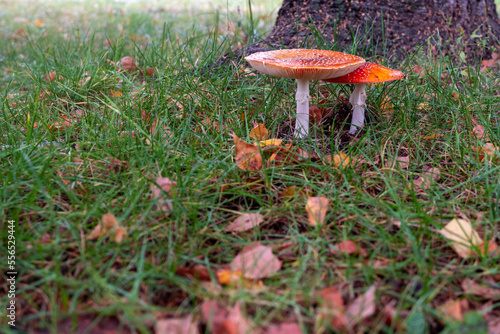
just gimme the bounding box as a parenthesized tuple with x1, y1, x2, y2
(245, 49, 365, 139)
(323, 62, 404, 134)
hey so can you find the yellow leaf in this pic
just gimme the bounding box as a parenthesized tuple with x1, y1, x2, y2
(110, 89, 123, 97)
(422, 134, 444, 140)
(217, 270, 242, 285)
(305, 196, 330, 226)
(331, 152, 350, 168)
(249, 123, 269, 141)
(439, 218, 482, 258)
(256, 139, 283, 147)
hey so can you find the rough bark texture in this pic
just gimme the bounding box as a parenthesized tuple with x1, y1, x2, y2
(219, 0, 500, 64)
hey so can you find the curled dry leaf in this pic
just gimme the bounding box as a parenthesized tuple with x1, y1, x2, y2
(438, 299, 464, 323)
(413, 167, 440, 191)
(224, 303, 262, 334)
(318, 287, 346, 330)
(249, 123, 269, 141)
(87, 212, 126, 243)
(473, 143, 499, 163)
(120, 56, 139, 73)
(439, 218, 482, 258)
(305, 196, 330, 226)
(233, 134, 262, 171)
(155, 315, 199, 334)
(462, 279, 500, 300)
(40, 233, 51, 244)
(230, 242, 282, 279)
(151, 177, 177, 216)
(331, 240, 367, 257)
(201, 300, 229, 334)
(225, 213, 264, 232)
(345, 286, 376, 326)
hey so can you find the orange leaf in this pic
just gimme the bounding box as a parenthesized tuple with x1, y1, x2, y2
(233, 134, 262, 171)
(87, 212, 126, 243)
(249, 123, 269, 141)
(305, 196, 330, 226)
(422, 134, 444, 140)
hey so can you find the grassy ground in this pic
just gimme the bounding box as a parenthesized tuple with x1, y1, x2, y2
(1, 0, 499, 333)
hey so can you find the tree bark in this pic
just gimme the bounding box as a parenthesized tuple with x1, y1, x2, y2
(219, 0, 500, 64)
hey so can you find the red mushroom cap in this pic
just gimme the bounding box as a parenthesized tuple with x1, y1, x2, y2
(322, 63, 404, 84)
(245, 49, 365, 80)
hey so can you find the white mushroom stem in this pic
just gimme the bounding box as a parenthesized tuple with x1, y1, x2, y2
(294, 78, 310, 138)
(348, 83, 367, 135)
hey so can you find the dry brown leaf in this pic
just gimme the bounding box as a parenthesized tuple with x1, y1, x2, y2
(155, 315, 199, 334)
(413, 167, 441, 190)
(224, 303, 261, 334)
(487, 317, 500, 334)
(201, 300, 229, 334)
(233, 134, 262, 171)
(462, 279, 500, 300)
(225, 213, 264, 232)
(439, 218, 482, 258)
(151, 177, 177, 216)
(473, 123, 486, 140)
(345, 286, 376, 326)
(473, 143, 499, 162)
(121, 56, 139, 73)
(230, 242, 282, 279)
(87, 212, 126, 243)
(477, 239, 500, 257)
(331, 240, 367, 257)
(266, 322, 302, 334)
(175, 265, 211, 281)
(438, 299, 463, 322)
(305, 196, 330, 226)
(40, 233, 51, 244)
(249, 123, 269, 141)
(318, 287, 346, 330)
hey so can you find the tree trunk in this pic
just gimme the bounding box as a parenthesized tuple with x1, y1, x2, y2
(219, 0, 500, 64)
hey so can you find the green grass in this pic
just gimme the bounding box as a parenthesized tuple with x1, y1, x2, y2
(1, 1, 500, 333)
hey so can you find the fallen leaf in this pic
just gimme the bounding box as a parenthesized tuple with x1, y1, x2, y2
(472, 123, 485, 139)
(413, 167, 440, 190)
(380, 92, 394, 117)
(462, 279, 500, 300)
(473, 143, 499, 162)
(201, 300, 229, 334)
(438, 299, 463, 322)
(224, 303, 261, 334)
(216, 269, 263, 290)
(225, 213, 264, 232)
(326, 152, 350, 168)
(422, 134, 444, 140)
(40, 233, 51, 244)
(439, 218, 482, 258)
(477, 239, 500, 257)
(266, 322, 302, 334)
(305, 196, 330, 226)
(309, 106, 331, 123)
(230, 242, 281, 279)
(34, 19, 43, 27)
(110, 89, 123, 97)
(175, 265, 211, 281)
(233, 134, 262, 171)
(345, 286, 376, 326)
(151, 177, 177, 216)
(155, 315, 199, 334)
(87, 212, 126, 243)
(121, 56, 139, 73)
(318, 287, 346, 330)
(256, 139, 283, 148)
(331, 240, 367, 257)
(249, 123, 269, 141)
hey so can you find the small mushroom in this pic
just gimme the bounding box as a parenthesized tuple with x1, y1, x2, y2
(323, 63, 404, 134)
(245, 49, 365, 139)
